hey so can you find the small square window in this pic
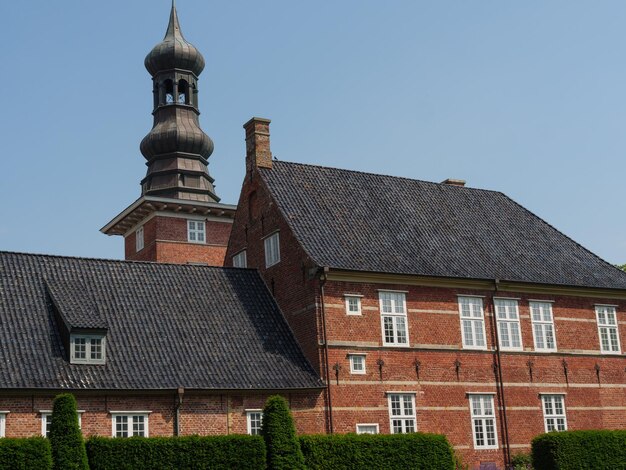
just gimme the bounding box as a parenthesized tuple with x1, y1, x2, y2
(264, 232, 280, 268)
(246, 410, 263, 435)
(233, 250, 247, 268)
(70, 335, 106, 364)
(187, 220, 206, 243)
(345, 295, 362, 315)
(356, 424, 379, 434)
(349, 354, 366, 374)
(135, 226, 144, 252)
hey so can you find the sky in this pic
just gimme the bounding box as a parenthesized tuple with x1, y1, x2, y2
(1, 1, 626, 264)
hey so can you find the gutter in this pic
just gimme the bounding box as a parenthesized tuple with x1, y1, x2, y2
(319, 267, 334, 433)
(489, 280, 511, 467)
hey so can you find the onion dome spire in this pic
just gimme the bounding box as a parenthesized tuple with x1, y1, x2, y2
(140, 2, 218, 203)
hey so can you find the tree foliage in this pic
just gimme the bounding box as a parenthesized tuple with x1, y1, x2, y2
(50, 393, 88, 470)
(261, 395, 305, 470)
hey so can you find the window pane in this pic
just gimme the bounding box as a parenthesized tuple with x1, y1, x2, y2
(395, 317, 407, 344)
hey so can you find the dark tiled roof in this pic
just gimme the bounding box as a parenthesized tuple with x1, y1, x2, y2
(45, 278, 108, 330)
(260, 161, 626, 290)
(0, 252, 322, 390)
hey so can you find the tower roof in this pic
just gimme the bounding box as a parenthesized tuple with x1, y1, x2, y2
(144, 1, 205, 77)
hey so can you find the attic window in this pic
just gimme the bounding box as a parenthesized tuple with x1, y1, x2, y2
(70, 334, 106, 365)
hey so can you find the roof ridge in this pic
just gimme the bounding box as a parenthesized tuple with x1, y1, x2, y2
(0, 250, 256, 271)
(265, 160, 504, 195)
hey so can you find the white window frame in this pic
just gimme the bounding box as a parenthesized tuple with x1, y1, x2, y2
(111, 413, 149, 438)
(458, 296, 487, 350)
(246, 409, 263, 436)
(595, 305, 621, 354)
(135, 226, 144, 252)
(468, 394, 498, 450)
(0, 413, 6, 438)
(387, 393, 416, 434)
(348, 354, 366, 375)
(232, 250, 247, 268)
(70, 334, 106, 365)
(356, 423, 379, 434)
(263, 232, 280, 268)
(41, 411, 82, 438)
(345, 295, 362, 316)
(541, 395, 567, 432)
(187, 219, 206, 244)
(379, 292, 409, 346)
(494, 299, 523, 351)
(530, 301, 557, 352)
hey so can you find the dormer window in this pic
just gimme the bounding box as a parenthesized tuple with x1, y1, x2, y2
(70, 334, 106, 365)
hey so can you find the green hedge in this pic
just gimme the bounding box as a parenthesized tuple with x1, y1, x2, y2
(86, 435, 266, 470)
(0, 437, 53, 470)
(299, 433, 455, 470)
(262, 395, 305, 470)
(50, 393, 88, 470)
(532, 430, 626, 470)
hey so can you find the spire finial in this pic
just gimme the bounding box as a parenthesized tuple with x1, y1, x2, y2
(165, 0, 183, 40)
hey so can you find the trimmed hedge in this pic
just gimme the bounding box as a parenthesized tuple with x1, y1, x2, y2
(262, 395, 305, 470)
(299, 433, 455, 470)
(0, 437, 52, 470)
(532, 430, 626, 470)
(86, 435, 266, 470)
(50, 393, 88, 470)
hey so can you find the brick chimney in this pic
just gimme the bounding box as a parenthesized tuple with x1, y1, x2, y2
(441, 178, 466, 187)
(244, 117, 272, 173)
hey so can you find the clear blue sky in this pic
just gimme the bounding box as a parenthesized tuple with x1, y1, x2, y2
(2, 1, 625, 264)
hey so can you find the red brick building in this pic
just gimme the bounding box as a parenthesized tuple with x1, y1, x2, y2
(225, 117, 626, 468)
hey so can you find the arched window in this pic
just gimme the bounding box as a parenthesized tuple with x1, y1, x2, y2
(164, 79, 174, 104)
(178, 79, 189, 104)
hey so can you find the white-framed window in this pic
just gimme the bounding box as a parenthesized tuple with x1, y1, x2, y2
(264, 232, 280, 268)
(232, 250, 247, 268)
(0, 413, 6, 438)
(495, 299, 522, 351)
(246, 410, 263, 436)
(379, 292, 408, 346)
(187, 220, 206, 243)
(356, 423, 379, 434)
(541, 395, 567, 432)
(112, 413, 148, 438)
(348, 354, 366, 374)
(458, 296, 487, 349)
(469, 394, 498, 449)
(135, 226, 144, 252)
(41, 411, 82, 438)
(345, 295, 362, 315)
(530, 302, 557, 352)
(387, 393, 416, 433)
(70, 334, 106, 364)
(595, 306, 621, 354)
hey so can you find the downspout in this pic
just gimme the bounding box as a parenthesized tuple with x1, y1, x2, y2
(319, 268, 334, 433)
(489, 280, 511, 467)
(175, 387, 184, 436)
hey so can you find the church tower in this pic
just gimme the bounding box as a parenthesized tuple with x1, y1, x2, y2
(101, 2, 235, 265)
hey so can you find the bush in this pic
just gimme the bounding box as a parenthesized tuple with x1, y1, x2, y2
(532, 430, 626, 470)
(261, 395, 305, 470)
(0, 437, 52, 470)
(511, 452, 532, 469)
(50, 393, 88, 470)
(86, 435, 266, 470)
(299, 433, 455, 470)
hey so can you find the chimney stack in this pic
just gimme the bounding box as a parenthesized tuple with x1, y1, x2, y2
(244, 117, 272, 173)
(441, 178, 466, 187)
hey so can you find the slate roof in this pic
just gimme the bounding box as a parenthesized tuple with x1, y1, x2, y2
(260, 161, 626, 290)
(0, 251, 322, 390)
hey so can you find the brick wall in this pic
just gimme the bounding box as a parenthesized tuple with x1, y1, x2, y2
(125, 215, 232, 266)
(0, 390, 324, 438)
